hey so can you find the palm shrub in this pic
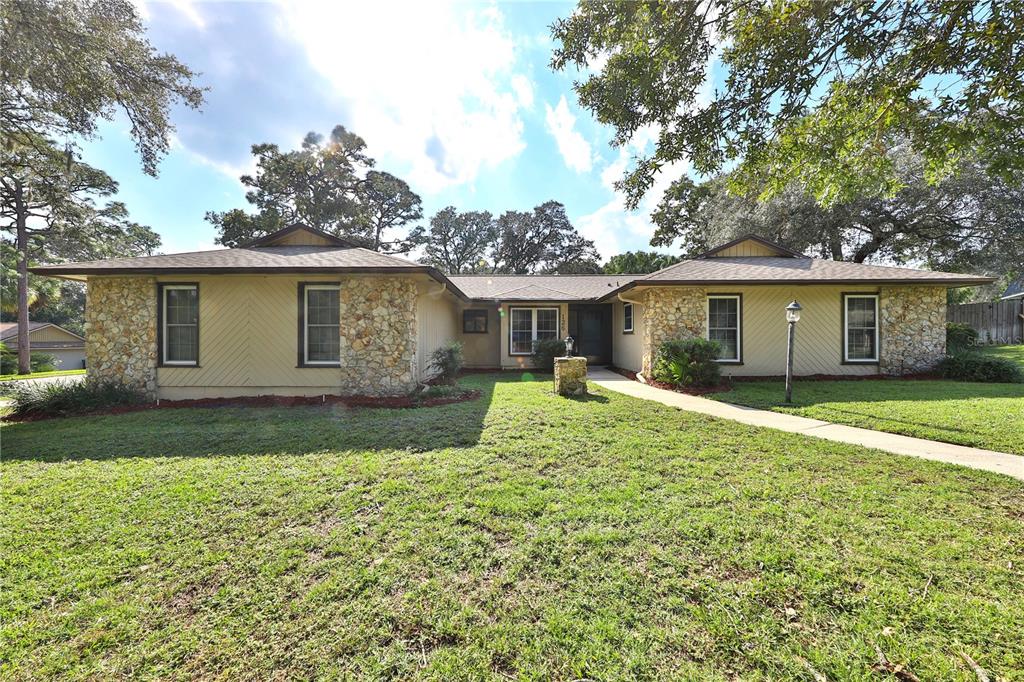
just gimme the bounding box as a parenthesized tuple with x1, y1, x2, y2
(946, 322, 979, 352)
(651, 338, 722, 387)
(7, 379, 146, 418)
(427, 341, 463, 384)
(0, 345, 58, 374)
(938, 353, 1022, 383)
(531, 338, 565, 372)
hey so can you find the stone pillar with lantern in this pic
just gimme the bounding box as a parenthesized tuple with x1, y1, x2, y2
(553, 335, 587, 396)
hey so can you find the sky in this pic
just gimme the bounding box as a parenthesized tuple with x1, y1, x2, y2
(80, 0, 696, 261)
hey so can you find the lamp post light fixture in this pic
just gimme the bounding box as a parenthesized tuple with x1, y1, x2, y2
(784, 300, 802, 403)
(564, 335, 575, 358)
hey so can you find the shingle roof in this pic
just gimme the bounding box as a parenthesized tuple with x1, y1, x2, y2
(0, 321, 48, 338)
(447, 275, 633, 301)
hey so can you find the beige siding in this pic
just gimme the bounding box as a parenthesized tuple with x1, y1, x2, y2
(611, 299, 644, 371)
(457, 302, 501, 368)
(416, 283, 459, 378)
(268, 230, 337, 246)
(704, 284, 878, 377)
(711, 240, 780, 257)
(498, 303, 569, 369)
(30, 325, 84, 344)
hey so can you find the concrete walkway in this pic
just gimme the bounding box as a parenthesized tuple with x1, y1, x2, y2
(588, 368, 1024, 482)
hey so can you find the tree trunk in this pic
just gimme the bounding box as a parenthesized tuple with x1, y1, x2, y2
(15, 198, 31, 375)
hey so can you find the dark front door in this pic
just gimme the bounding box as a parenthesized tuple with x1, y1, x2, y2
(568, 304, 612, 364)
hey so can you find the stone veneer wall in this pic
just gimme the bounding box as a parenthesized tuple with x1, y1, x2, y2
(338, 276, 419, 395)
(879, 285, 946, 375)
(86, 276, 158, 399)
(640, 286, 707, 375)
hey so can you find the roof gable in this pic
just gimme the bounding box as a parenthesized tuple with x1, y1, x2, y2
(245, 223, 363, 248)
(0, 321, 85, 342)
(697, 234, 805, 259)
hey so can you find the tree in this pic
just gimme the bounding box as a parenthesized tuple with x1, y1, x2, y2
(1, 0, 204, 176)
(603, 251, 682, 274)
(651, 146, 1024, 288)
(208, 126, 424, 254)
(1, 138, 160, 372)
(421, 207, 495, 274)
(491, 201, 600, 274)
(551, 1, 1024, 207)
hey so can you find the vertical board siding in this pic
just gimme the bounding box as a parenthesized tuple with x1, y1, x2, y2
(947, 300, 1024, 345)
(710, 241, 781, 257)
(26, 326, 84, 343)
(416, 286, 459, 379)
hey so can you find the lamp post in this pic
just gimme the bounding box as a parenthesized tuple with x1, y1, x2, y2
(564, 335, 575, 358)
(784, 300, 802, 403)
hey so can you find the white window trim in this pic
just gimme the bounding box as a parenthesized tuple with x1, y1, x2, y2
(509, 307, 560, 356)
(623, 302, 634, 333)
(161, 284, 198, 366)
(304, 284, 341, 366)
(706, 294, 741, 363)
(843, 293, 880, 363)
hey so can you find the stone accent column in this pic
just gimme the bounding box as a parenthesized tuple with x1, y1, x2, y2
(554, 357, 587, 396)
(338, 276, 418, 396)
(880, 286, 946, 375)
(85, 276, 158, 399)
(640, 287, 707, 376)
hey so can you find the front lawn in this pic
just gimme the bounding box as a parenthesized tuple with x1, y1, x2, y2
(0, 369, 85, 382)
(3, 374, 1022, 679)
(710, 378, 1024, 454)
(977, 344, 1024, 369)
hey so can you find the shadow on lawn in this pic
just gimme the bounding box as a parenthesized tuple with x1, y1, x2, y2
(1, 374, 541, 463)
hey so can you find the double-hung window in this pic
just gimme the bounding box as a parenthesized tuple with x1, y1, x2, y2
(843, 293, 879, 362)
(707, 294, 741, 363)
(623, 303, 634, 333)
(302, 284, 341, 365)
(160, 284, 198, 366)
(510, 307, 559, 355)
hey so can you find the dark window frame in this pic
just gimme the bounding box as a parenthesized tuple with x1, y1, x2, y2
(706, 293, 743, 365)
(623, 302, 634, 334)
(841, 292, 880, 364)
(462, 309, 489, 334)
(297, 281, 342, 368)
(157, 282, 199, 367)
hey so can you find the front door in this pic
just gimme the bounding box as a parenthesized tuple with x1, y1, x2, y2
(568, 304, 611, 364)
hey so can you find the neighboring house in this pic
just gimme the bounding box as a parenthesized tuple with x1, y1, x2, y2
(31, 226, 992, 399)
(0, 321, 86, 369)
(1001, 279, 1024, 300)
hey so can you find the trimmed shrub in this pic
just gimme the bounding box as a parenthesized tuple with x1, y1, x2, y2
(946, 322, 979, 352)
(939, 353, 1023, 383)
(531, 338, 565, 372)
(6, 379, 146, 418)
(651, 338, 722, 387)
(427, 341, 464, 384)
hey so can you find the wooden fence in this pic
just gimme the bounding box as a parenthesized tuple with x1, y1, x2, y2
(947, 299, 1024, 345)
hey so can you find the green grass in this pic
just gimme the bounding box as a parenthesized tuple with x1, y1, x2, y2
(976, 344, 1024, 368)
(0, 369, 85, 382)
(2, 374, 1022, 680)
(711, 378, 1024, 455)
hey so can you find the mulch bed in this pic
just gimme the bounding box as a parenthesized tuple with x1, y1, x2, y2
(3, 388, 482, 423)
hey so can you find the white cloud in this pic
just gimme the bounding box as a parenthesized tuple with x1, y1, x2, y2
(544, 95, 593, 173)
(279, 1, 529, 193)
(511, 74, 534, 109)
(169, 135, 255, 188)
(133, 0, 206, 29)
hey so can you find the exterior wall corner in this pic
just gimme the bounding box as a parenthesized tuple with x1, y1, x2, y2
(880, 285, 946, 375)
(640, 287, 707, 375)
(85, 276, 158, 400)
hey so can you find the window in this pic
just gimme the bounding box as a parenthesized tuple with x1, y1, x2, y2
(302, 284, 341, 365)
(463, 309, 488, 334)
(160, 284, 198, 366)
(707, 294, 741, 362)
(623, 303, 634, 333)
(844, 294, 879, 362)
(509, 307, 559, 355)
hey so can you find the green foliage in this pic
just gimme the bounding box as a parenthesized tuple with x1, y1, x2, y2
(531, 338, 566, 372)
(421, 207, 495, 274)
(206, 126, 423, 254)
(1, 0, 204, 176)
(651, 338, 722, 387)
(491, 201, 600, 274)
(0, 346, 57, 374)
(552, 1, 1024, 208)
(946, 323, 980, 353)
(939, 353, 1023, 384)
(6, 379, 145, 417)
(603, 251, 682, 274)
(427, 341, 464, 385)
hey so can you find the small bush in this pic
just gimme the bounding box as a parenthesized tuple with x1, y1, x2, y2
(651, 338, 722, 387)
(531, 338, 566, 372)
(7, 379, 146, 418)
(427, 341, 463, 384)
(939, 353, 1023, 383)
(0, 345, 58, 374)
(946, 322, 979, 352)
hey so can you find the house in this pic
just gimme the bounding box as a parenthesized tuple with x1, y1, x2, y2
(0, 321, 86, 369)
(1002, 278, 1024, 301)
(31, 226, 992, 399)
